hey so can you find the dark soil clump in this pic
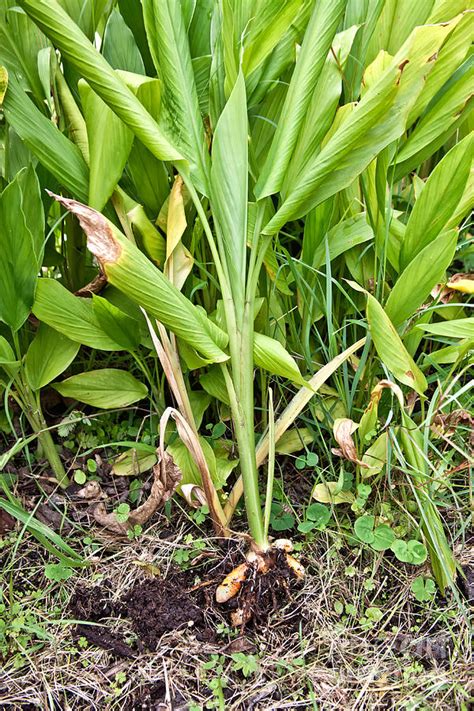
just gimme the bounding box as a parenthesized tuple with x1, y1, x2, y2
(69, 582, 135, 658)
(122, 577, 204, 650)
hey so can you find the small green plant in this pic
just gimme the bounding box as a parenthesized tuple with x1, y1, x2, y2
(411, 576, 437, 602)
(295, 451, 318, 470)
(230, 652, 260, 678)
(298, 503, 331, 534)
(44, 562, 74, 582)
(172, 535, 207, 569)
(354, 515, 395, 551)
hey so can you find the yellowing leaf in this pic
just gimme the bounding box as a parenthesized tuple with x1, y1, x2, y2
(312, 482, 355, 505)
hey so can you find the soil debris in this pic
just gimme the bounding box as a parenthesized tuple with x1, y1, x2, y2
(122, 577, 204, 650)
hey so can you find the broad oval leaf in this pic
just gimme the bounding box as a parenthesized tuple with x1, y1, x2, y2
(53, 368, 148, 408)
(25, 324, 80, 390)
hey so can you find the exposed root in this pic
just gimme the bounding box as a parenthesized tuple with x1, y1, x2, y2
(216, 543, 305, 627)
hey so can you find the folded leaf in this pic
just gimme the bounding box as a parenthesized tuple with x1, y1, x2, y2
(366, 294, 427, 394)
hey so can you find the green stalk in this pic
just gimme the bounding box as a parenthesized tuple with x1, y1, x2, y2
(10, 331, 69, 488)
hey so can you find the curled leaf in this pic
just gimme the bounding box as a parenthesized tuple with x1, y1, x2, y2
(332, 418, 368, 467)
(93, 450, 182, 534)
(446, 273, 474, 295)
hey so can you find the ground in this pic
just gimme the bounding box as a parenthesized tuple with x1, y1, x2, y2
(1, 499, 472, 711)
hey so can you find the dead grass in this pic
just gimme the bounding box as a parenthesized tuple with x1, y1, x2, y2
(1, 512, 472, 711)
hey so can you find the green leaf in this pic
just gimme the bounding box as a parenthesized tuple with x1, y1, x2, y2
(18, 0, 181, 162)
(53, 368, 148, 408)
(400, 134, 473, 269)
(416, 318, 474, 340)
(33, 279, 125, 351)
(394, 55, 474, 177)
(391, 539, 428, 564)
(361, 431, 388, 478)
(44, 562, 74, 581)
(92, 295, 140, 351)
(241, 0, 303, 77)
(366, 294, 427, 394)
(210, 71, 247, 310)
(372, 524, 395, 551)
(167, 436, 226, 492)
(25, 324, 80, 390)
(354, 514, 376, 543)
(79, 80, 134, 211)
(0, 172, 38, 331)
(48, 195, 229, 363)
(0, 478, 83, 566)
(263, 20, 460, 233)
(102, 8, 145, 74)
(1, 71, 89, 201)
(386, 229, 458, 327)
(306, 503, 331, 529)
(283, 25, 359, 191)
(312, 213, 373, 269)
(253, 332, 306, 386)
(142, 0, 210, 194)
(411, 576, 436, 602)
(255, 0, 347, 198)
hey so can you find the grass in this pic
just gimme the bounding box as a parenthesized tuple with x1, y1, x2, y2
(1, 510, 472, 710)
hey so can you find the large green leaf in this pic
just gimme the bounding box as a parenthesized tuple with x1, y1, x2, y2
(366, 294, 427, 394)
(210, 71, 248, 310)
(400, 134, 473, 268)
(416, 318, 474, 340)
(386, 230, 458, 328)
(263, 19, 460, 234)
(48, 195, 229, 363)
(254, 332, 306, 386)
(33, 279, 126, 351)
(282, 25, 359, 192)
(79, 80, 134, 211)
(407, 11, 474, 126)
(394, 54, 474, 177)
(92, 295, 141, 351)
(241, 0, 303, 77)
(25, 323, 80, 390)
(0, 2, 50, 103)
(102, 8, 145, 75)
(1, 70, 89, 201)
(18, 0, 181, 163)
(0, 173, 38, 331)
(312, 213, 373, 269)
(53, 368, 148, 408)
(142, 0, 210, 194)
(255, 0, 347, 198)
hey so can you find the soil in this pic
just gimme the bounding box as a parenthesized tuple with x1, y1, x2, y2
(122, 577, 205, 651)
(459, 563, 474, 602)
